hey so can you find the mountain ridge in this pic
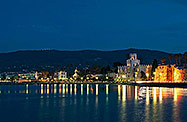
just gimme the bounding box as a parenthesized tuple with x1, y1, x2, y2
(0, 48, 171, 54)
(0, 48, 173, 73)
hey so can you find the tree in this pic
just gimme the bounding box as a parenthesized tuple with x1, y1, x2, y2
(10, 76, 18, 82)
(184, 52, 187, 67)
(161, 57, 166, 65)
(66, 64, 70, 70)
(174, 54, 178, 65)
(86, 61, 89, 67)
(113, 62, 123, 73)
(100, 67, 107, 74)
(178, 53, 182, 66)
(141, 71, 147, 81)
(95, 66, 101, 74)
(151, 59, 158, 78)
(106, 65, 111, 73)
(41, 70, 50, 78)
(70, 64, 73, 68)
(1, 74, 6, 80)
(168, 55, 172, 65)
(183, 69, 187, 81)
(57, 65, 62, 71)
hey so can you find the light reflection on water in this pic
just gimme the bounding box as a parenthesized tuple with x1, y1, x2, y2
(0, 84, 187, 122)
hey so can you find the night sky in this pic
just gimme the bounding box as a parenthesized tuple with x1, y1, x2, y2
(0, 0, 187, 53)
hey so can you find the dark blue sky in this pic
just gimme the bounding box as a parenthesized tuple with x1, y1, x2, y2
(0, 0, 187, 53)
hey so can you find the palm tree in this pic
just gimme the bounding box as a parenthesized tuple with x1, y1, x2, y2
(178, 53, 182, 66)
(174, 54, 178, 65)
(184, 52, 187, 67)
(168, 55, 172, 65)
(86, 61, 89, 67)
(161, 57, 166, 65)
(70, 64, 73, 68)
(66, 64, 70, 70)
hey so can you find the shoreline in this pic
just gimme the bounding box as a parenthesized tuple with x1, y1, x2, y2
(1, 82, 187, 88)
(129, 83, 187, 88)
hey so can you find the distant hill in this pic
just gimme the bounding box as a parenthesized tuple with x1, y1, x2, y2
(0, 48, 173, 73)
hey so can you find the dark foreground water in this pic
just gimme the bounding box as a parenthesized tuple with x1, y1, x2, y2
(0, 84, 187, 122)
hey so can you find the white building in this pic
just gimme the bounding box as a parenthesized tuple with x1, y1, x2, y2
(58, 71, 67, 80)
(126, 53, 140, 67)
(18, 72, 36, 80)
(54, 71, 67, 80)
(118, 53, 152, 81)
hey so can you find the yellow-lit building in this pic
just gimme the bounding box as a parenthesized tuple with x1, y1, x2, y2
(154, 64, 184, 82)
(73, 68, 79, 79)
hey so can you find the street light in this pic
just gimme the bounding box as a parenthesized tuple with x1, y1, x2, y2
(106, 77, 109, 80)
(146, 73, 149, 81)
(81, 77, 84, 80)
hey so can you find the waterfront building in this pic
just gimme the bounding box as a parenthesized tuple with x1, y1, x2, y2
(118, 53, 152, 81)
(184, 69, 187, 81)
(18, 71, 44, 82)
(34, 72, 43, 80)
(73, 68, 80, 79)
(54, 71, 67, 80)
(154, 64, 185, 82)
(18, 72, 36, 80)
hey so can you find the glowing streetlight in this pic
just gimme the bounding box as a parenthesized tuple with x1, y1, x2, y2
(146, 73, 149, 80)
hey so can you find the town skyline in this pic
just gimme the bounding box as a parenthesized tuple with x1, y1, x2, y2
(0, 52, 186, 83)
(1, 0, 187, 121)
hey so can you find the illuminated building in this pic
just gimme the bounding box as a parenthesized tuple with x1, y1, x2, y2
(54, 71, 67, 80)
(73, 68, 80, 79)
(18, 72, 37, 82)
(127, 53, 140, 67)
(154, 64, 184, 82)
(118, 53, 152, 81)
(35, 72, 42, 80)
(184, 69, 187, 81)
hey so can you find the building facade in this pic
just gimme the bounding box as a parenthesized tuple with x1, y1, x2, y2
(18, 72, 39, 82)
(73, 68, 80, 79)
(54, 71, 68, 80)
(154, 64, 185, 82)
(58, 71, 67, 80)
(118, 53, 152, 81)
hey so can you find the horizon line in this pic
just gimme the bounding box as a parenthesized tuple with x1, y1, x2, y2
(0, 48, 186, 54)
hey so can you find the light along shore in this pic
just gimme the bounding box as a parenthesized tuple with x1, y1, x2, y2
(1, 81, 187, 88)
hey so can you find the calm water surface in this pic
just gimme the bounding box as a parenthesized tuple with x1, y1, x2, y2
(0, 84, 187, 122)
